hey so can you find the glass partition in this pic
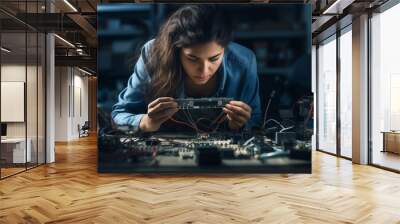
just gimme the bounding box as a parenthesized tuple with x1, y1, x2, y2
(0, 1, 46, 179)
(1, 30, 28, 177)
(27, 29, 38, 169)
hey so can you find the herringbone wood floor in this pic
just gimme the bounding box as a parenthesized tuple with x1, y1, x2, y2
(1, 135, 400, 224)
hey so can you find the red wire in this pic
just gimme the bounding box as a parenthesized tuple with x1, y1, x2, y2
(170, 110, 227, 133)
(169, 117, 198, 131)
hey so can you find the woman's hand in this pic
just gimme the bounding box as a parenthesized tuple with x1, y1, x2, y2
(139, 97, 178, 132)
(223, 101, 252, 130)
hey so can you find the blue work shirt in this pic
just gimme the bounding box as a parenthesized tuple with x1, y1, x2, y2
(111, 39, 262, 132)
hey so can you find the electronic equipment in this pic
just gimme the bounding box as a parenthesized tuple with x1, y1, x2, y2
(279, 109, 294, 119)
(195, 146, 222, 166)
(275, 131, 296, 146)
(175, 97, 233, 109)
(1, 123, 7, 139)
(98, 129, 311, 169)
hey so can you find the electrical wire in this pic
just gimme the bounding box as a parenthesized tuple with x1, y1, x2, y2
(211, 114, 227, 132)
(195, 117, 215, 132)
(199, 111, 226, 132)
(264, 118, 285, 130)
(262, 97, 273, 129)
(212, 111, 225, 125)
(196, 117, 213, 124)
(171, 109, 228, 133)
(280, 126, 295, 132)
(186, 109, 197, 126)
(183, 109, 199, 132)
(169, 117, 198, 131)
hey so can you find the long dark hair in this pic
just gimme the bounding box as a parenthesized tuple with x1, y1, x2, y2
(146, 4, 232, 101)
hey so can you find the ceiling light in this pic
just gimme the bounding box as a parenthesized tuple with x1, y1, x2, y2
(78, 67, 92, 76)
(322, 0, 355, 15)
(1, 47, 11, 53)
(63, 0, 78, 12)
(54, 34, 75, 48)
(322, 0, 340, 14)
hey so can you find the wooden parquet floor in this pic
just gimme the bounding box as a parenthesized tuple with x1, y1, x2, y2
(1, 135, 400, 224)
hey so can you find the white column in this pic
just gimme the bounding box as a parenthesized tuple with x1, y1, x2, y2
(46, 32, 55, 163)
(352, 14, 369, 164)
(45, 1, 56, 163)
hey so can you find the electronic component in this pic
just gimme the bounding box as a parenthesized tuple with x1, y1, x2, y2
(275, 132, 296, 146)
(175, 97, 233, 109)
(195, 146, 222, 166)
(179, 148, 195, 159)
(1, 123, 7, 138)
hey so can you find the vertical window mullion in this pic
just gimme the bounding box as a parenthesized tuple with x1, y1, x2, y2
(336, 29, 341, 157)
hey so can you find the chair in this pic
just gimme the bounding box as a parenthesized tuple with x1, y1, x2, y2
(78, 121, 90, 138)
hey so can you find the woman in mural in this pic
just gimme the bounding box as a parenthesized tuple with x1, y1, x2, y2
(112, 4, 261, 133)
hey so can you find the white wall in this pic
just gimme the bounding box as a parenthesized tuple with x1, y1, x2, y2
(1, 65, 41, 137)
(55, 67, 69, 141)
(1, 65, 26, 139)
(72, 73, 89, 138)
(55, 67, 89, 141)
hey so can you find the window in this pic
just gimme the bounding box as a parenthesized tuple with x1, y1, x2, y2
(317, 35, 337, 154)
(371, 2, 400, 171)
(339, 27, 352, 158)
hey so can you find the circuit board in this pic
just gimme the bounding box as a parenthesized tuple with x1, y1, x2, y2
(175, 97, 233, 109)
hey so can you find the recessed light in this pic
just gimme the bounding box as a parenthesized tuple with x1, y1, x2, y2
(1, 47, 11, 53)
(54, 34, 75, 48)
(78, 67, 92, 76)
(63, 0, 78, 12)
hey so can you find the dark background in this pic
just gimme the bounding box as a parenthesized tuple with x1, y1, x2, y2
(98, 3, 312, 133)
